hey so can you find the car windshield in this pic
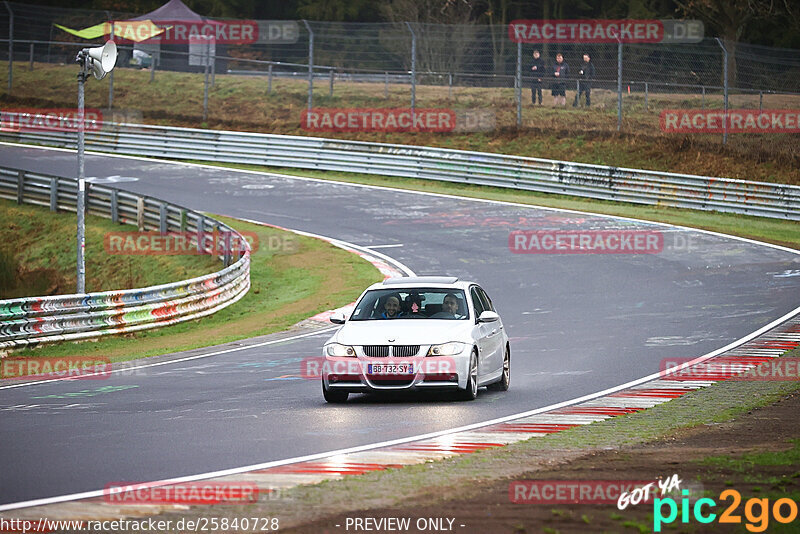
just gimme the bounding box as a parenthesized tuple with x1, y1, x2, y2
(350, 288, 469, 321)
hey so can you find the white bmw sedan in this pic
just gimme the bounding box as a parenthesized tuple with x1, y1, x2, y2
(321, 276, 510, 403)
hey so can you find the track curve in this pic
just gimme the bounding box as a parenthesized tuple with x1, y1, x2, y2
(1, 143, 799, 507)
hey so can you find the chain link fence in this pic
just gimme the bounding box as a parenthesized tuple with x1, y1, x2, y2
(1, 2, 799, 143)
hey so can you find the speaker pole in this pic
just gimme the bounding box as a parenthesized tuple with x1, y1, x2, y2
(76, 49, 89, 294)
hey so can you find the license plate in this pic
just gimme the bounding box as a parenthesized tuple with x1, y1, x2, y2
(368, 363, 414, 375)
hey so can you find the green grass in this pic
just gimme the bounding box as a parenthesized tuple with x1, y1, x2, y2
(621, 520, 651, 533)
(0, 198, 219, 298)
(2, 62, 799, 186)
(700, 439, 800, 471)
(7, 214, 382, 365)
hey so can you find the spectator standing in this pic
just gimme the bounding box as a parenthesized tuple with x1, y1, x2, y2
(574, 53, 595, 107)
(530, 50, 545, 105)
(551, 53, 569, 106)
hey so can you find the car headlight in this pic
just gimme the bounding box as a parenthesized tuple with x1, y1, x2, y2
(427, 342, 466, 356)
(326, 343, 356, 357)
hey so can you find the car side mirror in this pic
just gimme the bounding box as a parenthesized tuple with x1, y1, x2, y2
(478, 310, 499, 323)
(330, 312, 346, 325)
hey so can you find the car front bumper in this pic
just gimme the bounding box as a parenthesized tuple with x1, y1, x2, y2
(322, 349, 471, 392)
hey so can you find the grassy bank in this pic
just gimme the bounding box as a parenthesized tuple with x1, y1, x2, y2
(8, 214, 382, 363)
(1, 62, 798, 185)
(0, 198, 220, 298)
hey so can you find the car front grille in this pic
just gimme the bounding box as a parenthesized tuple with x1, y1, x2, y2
(362, 345, 390, 358)
(360, 345, 421, 357)
(392, 345, 420, 357)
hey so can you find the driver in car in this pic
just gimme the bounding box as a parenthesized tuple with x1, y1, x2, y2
(432, 293, 464, 319)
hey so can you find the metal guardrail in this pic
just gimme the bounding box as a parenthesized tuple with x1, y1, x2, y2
(1, 122, 798, 220)
(0, 166, 251, 348)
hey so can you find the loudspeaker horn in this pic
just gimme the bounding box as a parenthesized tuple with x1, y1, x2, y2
(86, 40, 117, 80)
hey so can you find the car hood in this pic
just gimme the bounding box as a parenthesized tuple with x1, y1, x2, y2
(334, 319, 472, 346)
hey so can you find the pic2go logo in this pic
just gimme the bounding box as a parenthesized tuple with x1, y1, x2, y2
(653, 489, 799, 532)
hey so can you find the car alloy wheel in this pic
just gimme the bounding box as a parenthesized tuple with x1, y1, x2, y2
(458, 350, 479, 401)
(488, 345, 510, 391)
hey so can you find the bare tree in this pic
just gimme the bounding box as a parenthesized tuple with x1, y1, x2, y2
(673, 0, 781, 86)
(381, 0, 486, 74)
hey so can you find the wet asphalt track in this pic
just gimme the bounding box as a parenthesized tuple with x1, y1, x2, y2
(1, 144, 799, 506)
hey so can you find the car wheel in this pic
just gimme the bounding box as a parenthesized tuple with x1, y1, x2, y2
(322, 379, 348, 403)
(488, 345, 510, 392)
(458, 350, 479, 401)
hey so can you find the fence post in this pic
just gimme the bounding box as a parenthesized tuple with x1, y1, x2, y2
(5, 1, 13, 93)
(223, 231, 231, 267)
(136, 197, 145, 231)
(448, 72, 452, 99)
(180, 209, 186, 232)
(150, 55, 155, 82)
(716, 38, 728, 145)
(50, 177, 58, 212)
(701, 86, 705, 109)
(210, 47, 215, 87)
(203, 39, 210, 121)
(617, 40, 622, 131)
(28, 42, 33, 70)
(110, 188, 118, 223)
(406, 22, 416, 114)
(106, 15, 114, 109)
(197, 217, 205, 253)
(759, 91, 763, 112)
(302, 20, 313, 113)
(644, 82, 648, 111)
(329, 67, 334, 97)
(16, 169, 23, 204)
(159, 202, 167, 234)
(515, 40, 522, 126)
(267, 63, 272, 94)
(384, 71, 388, 99)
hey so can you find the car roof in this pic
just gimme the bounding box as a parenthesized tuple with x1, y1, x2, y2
(366, 276, 475, 290)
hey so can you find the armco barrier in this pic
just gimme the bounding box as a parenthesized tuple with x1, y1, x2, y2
(1, 123, 798, 220)
(0, 166, 250, 349)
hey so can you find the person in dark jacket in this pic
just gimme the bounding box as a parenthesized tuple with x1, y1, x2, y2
(551, 53, 569, 106)
(574, 53, 595, 107)
(530, 49, 545, 105)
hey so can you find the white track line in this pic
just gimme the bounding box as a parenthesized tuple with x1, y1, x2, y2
(0, 223, 414, 392)
(2, 304, 798, 513)
(1, 142, 798, 512)
(2, 141, 798, 256)
(0, 327, 336, 391)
